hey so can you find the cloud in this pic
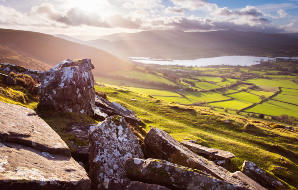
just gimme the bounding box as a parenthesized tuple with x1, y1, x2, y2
(170, 0, 216, 11)
(217, 6, 263, 17)
(165, 7, 185, 14)
(277, 9, 288, 18)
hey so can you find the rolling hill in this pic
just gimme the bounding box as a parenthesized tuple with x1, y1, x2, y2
(0, 45, 51, 71)
(88, 30, 298, 59)
(0, 29, 132, 74)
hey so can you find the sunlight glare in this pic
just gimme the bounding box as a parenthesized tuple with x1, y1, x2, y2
(70, 0, 112, 17)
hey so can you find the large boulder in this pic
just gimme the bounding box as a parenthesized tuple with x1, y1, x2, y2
(241, 161, 286, 189)
(125, 158, 247, 190)
(144, 128, 250, 188)
(89, 116, 144, 190)
(38, 59, 95, 116)
(181, 140, 235, 167)
(0, 101, 90, 189)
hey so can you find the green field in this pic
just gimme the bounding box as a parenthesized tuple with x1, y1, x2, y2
(210, 100, 251, 110)
(183, 92, 231, 103)
(125, 87, 180, 97)
(247, 100, 298, 117)
(228, 92, 261, 103)
(246, 79, 298, 89)
(248, 89, 275, 98)
(197, 76, 223, 83)
(273, 88, 298, 105)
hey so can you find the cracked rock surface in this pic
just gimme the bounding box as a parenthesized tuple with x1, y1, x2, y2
(0, 101, 90, 190)
(89, 116, 144, 190)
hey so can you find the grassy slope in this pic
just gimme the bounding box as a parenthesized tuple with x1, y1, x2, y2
(95, 84, 298, 189)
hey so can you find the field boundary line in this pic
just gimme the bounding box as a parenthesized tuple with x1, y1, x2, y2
(238, 87, 282, 114)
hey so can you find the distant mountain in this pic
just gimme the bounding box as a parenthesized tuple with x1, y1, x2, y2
(88, 30, 298, 59)
(0, 29, 132, 75)
(55, 34, 85, 44)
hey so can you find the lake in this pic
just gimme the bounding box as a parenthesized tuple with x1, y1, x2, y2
(129, 56, 298, 67)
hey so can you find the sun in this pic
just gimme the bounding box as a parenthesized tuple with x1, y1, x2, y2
(70, 0, 112, 17)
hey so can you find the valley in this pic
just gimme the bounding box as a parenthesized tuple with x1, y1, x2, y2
(96, 59, 298, 124)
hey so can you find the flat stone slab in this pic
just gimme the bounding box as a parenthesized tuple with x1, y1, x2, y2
(0, 102, 91, 189)
(0, 101, 70, 157)
(0, 142, 90, 190)
(181, 140, 235, 161)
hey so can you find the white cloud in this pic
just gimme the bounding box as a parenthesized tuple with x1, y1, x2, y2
(277, 9, 288, 18)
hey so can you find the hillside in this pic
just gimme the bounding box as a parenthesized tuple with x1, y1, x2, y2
(89, 30, 298, 59)
(0, 29, 132, 74)
(0, 45, 50, 71)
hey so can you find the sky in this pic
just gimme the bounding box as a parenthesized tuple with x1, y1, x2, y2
(0, 0, 298, 40)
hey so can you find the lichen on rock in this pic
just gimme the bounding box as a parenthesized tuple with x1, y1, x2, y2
(38, 59, 96, 116)
(89, 116, 144, 190)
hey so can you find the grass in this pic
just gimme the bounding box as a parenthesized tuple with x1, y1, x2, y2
(246, 79, 298, 89)
(106, 70, 176, 86)
(247, 100, 298, 118)
(183, 92, 231, 103)
(0, 85, 38, 109)
(228, 92, 261, 103)
(95, 84, 298, 188)
(210, 100, 251, 110)
(197, 76, 223, 83)
(248, 89, 275, 98)
(125, 87, 180, 97)
(273, 88, 298, 105)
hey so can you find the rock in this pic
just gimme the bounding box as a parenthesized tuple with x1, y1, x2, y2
(38, 59, 95, 116)
(0, 101, 91, 189)
(125, 158, 247, 190)
(241, 161, 286, 189)
(94, 95, 144, 126)
(181, 140, 235, 168)
(89, 116, 144, 190)
(125, 181, 170, 190)
(0, 63, 41, 81)
(0, 101, 70, 157)
(144, 128, 251, 188)
(231, 171, 267, 190)
(0, 142, 90, 190)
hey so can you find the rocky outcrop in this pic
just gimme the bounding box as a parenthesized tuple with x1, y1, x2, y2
(94, 95, 144, 126)
(0, 101, 90, 189)
(0, 63, 41, 81)
(181, 140, 235, 167)
(126, 158, 247, 190)
(144, 128, 253, 188)
(241, 161, 286, 189)
(89, 116, 144, 190)
(125, 181, 170, 190)
(38, 59, 95, 116)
